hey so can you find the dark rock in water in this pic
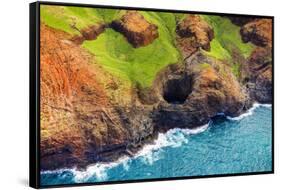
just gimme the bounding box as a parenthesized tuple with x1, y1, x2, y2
(111, 11, 159, 48)
(176, 15, 214, 51)
(240, 19, 272, 47)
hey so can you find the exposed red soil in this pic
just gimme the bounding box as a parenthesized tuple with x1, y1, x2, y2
(40, 24, 130, 170)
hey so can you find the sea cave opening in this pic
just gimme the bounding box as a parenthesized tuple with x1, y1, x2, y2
(163, 75, 192, 104)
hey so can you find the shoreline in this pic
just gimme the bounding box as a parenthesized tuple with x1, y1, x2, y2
(41, 123, 210, 183)
(41, 103, 272, 182)
(226, 103, 272, 121)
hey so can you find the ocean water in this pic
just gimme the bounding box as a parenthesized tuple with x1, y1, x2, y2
(41, 104, 272, 186)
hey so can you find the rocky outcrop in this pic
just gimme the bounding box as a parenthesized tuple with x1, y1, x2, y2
(240, 19, 272, 47)
(243, 47, 272, 103)
(238, 18, 273, 103)
(255, 66, 272, 103)
(81, 24, 106, 40)
(228, 16, 256, 26)
(142, 52, 249, 130)
(111, 11, 159, 47)
(176, 15, 214, 54)
(71, 24, 106, 44)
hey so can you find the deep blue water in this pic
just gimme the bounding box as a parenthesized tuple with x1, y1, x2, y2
(41, 104, 272, 186)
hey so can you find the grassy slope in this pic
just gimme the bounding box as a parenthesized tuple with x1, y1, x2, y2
(202, 15, 254, 77)
(202, 15, 254, 60)
(40, 5, 125, 35)
(82, 11, 180, 88)
(41, 5, 253, 87)
(41, 5, 180, 88)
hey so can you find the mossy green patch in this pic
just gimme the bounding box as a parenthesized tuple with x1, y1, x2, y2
(41, 5, 250, 86)
(199, 63, 211, 70)
(41, 5, 180, 88)
(154, 12, 178, 39)
(205, 39, 232, 60)
(202, 15, 254, 60)
(202, 15, 255, 79)
(232, 63, 241, 78)
(83, 27, 180, 88)
(40, 5, 123, 35)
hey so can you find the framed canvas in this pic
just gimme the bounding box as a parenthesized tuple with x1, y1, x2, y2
(29, 1, 274, 188)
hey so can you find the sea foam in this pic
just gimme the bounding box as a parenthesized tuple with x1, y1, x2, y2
(41, 103, 272, 182)
(41, 123, 209, 182)
(133, 123, 209, 165)
(226, 103, 272, 121)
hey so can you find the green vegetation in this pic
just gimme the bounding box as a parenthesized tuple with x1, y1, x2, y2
(202, 15, 254, 60)
(41, 5, 180, 87)
(232, 63, 241, 78)
(83, 26, 180, 88)
(199, 63, 211, 70)
(41, 5, 255, 86)
(201, 15, 254, 78)
(151, 12, 178, 39)
(41, 5, 123, 35)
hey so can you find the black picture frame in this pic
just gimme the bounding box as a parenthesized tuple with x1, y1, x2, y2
(29, 1, 274, 189)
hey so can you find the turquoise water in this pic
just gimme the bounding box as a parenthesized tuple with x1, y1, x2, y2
(41, 104, 272, 186)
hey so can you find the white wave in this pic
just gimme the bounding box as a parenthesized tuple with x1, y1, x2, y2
(41, 168, 72, 175)
(181, 123, 209, 135)
(260, 104, 272, 108)
(41, 156, 131, 182)
(135, 123, 209, 165)
(226, 103, 272, 121)
(73, 156, 131, 182)
(41, 123, 209, 182)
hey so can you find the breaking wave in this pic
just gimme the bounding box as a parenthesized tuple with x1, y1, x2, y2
(41, 104, 271, 183)
(41, 123, 209, 182)
(227, 103, 272, 121)
(40, 105, 272, 185)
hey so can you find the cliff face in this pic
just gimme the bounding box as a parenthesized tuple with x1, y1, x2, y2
(149, 52, 248, 130)
(238, 18, 272, 103)
(40, 25, 131, 170)
(136, 13, 250, 129)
